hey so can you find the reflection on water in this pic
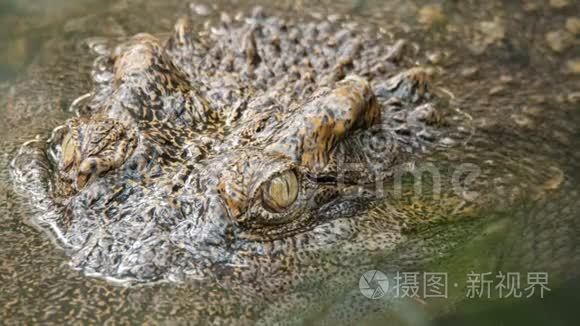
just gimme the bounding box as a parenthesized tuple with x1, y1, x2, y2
(0, 0, 119, 81)
(0, 0, 578, 324)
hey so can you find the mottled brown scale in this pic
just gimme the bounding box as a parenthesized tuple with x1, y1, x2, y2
(264, 76, 380, 170)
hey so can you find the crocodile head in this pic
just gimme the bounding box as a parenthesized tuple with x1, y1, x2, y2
(11, 13, 452, 285)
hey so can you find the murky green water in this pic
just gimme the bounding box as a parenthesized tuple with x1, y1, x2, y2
(1, 0, 578, 324)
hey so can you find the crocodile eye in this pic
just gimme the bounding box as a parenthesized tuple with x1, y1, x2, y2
(61, 132, 78, 170)
(262, 170, 299, 213)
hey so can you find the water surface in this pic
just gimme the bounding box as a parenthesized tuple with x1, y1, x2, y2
(1, 0, 578, 324)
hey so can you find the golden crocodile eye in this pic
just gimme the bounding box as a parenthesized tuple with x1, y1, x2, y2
(262, 170, 299, 213)
(61, 132, 77, 170)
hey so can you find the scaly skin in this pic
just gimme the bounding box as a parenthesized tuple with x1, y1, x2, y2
(7, 8, 579, 325)
(11, 12, 453, 285)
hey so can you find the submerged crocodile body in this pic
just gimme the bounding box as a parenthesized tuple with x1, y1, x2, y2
(7, 6, 580, 325)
